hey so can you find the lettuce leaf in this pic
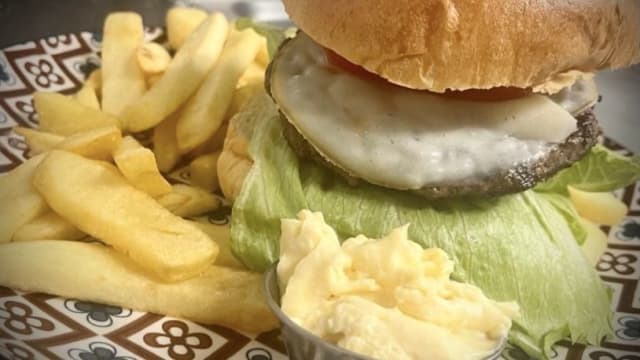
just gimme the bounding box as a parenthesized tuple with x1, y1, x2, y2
(230, 95, 619, 359)
(535, 145, 640, 194)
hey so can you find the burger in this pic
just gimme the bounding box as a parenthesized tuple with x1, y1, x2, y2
(222, 1, 640, 359)
(266, 0, 639, 198)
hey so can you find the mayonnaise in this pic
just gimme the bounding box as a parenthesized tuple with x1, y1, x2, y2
(278, 210, 519, 360)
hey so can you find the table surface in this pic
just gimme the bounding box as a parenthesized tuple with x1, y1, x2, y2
(1, 0, 638, 152)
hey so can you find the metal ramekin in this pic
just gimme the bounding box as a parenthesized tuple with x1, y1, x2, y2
(263, 263, 507, 360)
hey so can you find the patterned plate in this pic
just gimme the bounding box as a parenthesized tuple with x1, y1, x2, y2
(0, 30, 639, 360)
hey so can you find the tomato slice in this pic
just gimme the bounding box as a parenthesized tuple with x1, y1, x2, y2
(324, 48, 530, 102)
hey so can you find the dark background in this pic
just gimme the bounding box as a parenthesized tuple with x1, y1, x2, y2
(0, 0, 173, 47)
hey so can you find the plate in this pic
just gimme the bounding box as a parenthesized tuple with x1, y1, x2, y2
(0, 29, 639, 360)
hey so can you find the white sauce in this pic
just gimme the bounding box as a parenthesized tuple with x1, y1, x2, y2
(271, 34, 598, 190)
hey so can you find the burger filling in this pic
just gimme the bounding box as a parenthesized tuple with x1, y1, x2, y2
(270, 33, 599, 191)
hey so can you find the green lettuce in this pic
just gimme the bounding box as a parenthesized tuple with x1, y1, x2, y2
(535, 144, 640, 194)
(230, 95, 640, 359)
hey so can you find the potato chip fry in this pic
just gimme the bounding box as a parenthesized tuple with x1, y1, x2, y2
(13, 211, 85, 242)
(176, 27, 264, 152)
(166, 7, 208, 50)
(101, 12, 146, 115)
(189, 151, 221, 192)
(189, 220, 243, 269)
(32, 150, 217, 281)
(74, 84, 100, 109)
(0, 193, 48, 243)
(121, 13, 229, 132)
(58, 125, 122, 161)
(137, 42, 171, 75)
(153, 114, 181, 173)
(13, 127, 64, 155)
(34, 92, 119, 136)
(0, 240, 277, 333)
(114, 136, 172, 197)
(158, 184, 220, 218)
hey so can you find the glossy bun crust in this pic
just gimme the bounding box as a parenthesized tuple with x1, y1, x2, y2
(282, 0, 640, 92)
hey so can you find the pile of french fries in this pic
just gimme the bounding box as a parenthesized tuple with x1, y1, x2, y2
(0, 8, 277, 333)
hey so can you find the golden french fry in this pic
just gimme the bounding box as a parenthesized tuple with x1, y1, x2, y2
(114, 136, 172, 197)
(137, 42, 171, 75)
(153, 114, 181, 172)
(578, 217, 608, 266)
(158, 184, 220, 218)
(187, 122, 228, 159)
(255, 41, 269, 67)
(32, 150, 217, 281)
(121, 13, 229, 132)
(226, 81, 264, 119)
(0, 193, 48, 243)
(0, 153, 46, 200)
(176, 27, 264, 153)
(189, 220, 243, 269)
(218, 121, 253, 201)
(58, 125, 122, 161)
(146, 73, 163, 89)
(166, 7, 208, 50)
(34, 92, 119, 136)
(87, 69, 102, 95)
(74, 84, 100, 109)
(237, 61, 266, 88)
(156, 190, 190, 213)
(101, 12, 146, 115)
(568, 186, 628, 225)
(0, 240, 277, 333)
(12, 211, 85, 242)
(189, 151, 221, 192)
(13, 127, 64, 155)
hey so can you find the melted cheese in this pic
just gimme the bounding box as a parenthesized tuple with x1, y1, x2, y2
(278, 210, 519, 360)
(271, 34, 599, 190)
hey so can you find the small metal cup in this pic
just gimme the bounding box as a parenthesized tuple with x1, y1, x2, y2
(263, 263, 506, 360)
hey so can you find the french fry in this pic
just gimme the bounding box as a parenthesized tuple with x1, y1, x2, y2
(137, 42, 171, 75)
(32, 150, 217, 281)
(157, 184, 220, 218)
(226, 81, 264, 119)
(0, 240, 277, 333)
(189, 220, 243, 269)
(101, 12, 146, 115)
(114, 136, 172, 197)
(58, 125, 122, 161)
(121, 13, 229, 132)
(12, 211, 85, 242)
(34, 92, 119, 135)
(87, 69, 102, 96)
(189, 151, 221, 192)
(146, 73, 163, 89)
(176, 27, 265, 153)
(0, 194, 48, 243)
(568, 186, 628, 225)
(187, 122, 228, 159)
(255, 41, 269, 67)
(218, 122, 253, 201)
(237, 61, 266, 88)
(0, 153, 46, 200)
(153, 114, 181, 173)
(578, 217, 608, 266)
(13, 127, 64, 155)
(74, 84, 100, 109)
(156, 190, 190, 213)
(166, 7, 208, 50)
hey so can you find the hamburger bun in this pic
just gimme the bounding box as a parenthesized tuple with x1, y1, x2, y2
(282, 0, 640, 92)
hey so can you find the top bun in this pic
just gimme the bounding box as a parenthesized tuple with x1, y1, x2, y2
(282, 0, 640, 92)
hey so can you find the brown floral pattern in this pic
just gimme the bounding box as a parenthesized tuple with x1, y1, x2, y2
(24, 59, 64, 88)
(0, 301, 54, 335)
(143, 320, 212, 360)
